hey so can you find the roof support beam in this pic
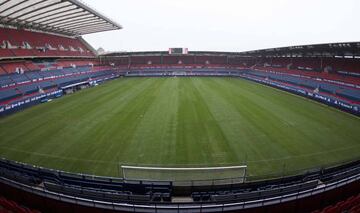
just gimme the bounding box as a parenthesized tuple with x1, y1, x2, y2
(75, 23, 114, 30)
(25, 4, 75, 21)
(78, 25, 113, 32)
(46, 14, 95, 26)
(41, 13, 91, 25)
(67, 0, 121, 29)
(28, 7, 79, 23)
(53, 16, 99, 28)
(12, 21, 74, 36)
(0, 0, 12, 8)
(39, 22, 83, 34)
(36, 9, 85, 24)
(56, 19, 105, 29)
(0, 0, 27, 14)
(32, 8, 85, 23)
(17, 19, 71, 35)
(77, 25, 114, 33)
(67, 23, 110, 31)
(0, 0, 121, 36)
(78, 27, 116, 35)
(7, 0, 65, 23)
(4, 0, 48, 20)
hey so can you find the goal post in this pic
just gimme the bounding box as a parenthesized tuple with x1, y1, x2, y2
(121, 165, 247, 186)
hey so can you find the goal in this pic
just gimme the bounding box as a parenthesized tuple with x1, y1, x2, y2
(121, 165, 247, 186)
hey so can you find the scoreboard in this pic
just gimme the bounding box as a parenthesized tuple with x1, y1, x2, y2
(169, 48, 188, 55)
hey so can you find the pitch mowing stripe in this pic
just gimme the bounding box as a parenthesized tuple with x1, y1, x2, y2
(236, 76, 360, 120)
(0, 140, 358, 168)
(0, 77, 359, 178)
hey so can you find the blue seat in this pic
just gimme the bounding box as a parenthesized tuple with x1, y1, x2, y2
(10, 73, 29, 83)
(0, 75, 14, 87)
(0, 89, 20, 102)
(337, 89, 360, 101)
(25, 71, 42, 80)
(17, 84, 38, 95)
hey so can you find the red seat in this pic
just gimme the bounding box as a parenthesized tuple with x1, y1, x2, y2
(0, 27, 95, 58)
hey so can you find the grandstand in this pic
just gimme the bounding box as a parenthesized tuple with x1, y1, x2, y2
(0, 0, 122, 115)
(102, 45, 360, 115)
(0, 1, 359, 213)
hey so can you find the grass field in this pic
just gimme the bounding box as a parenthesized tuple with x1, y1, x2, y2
(0, 77, 359, 180)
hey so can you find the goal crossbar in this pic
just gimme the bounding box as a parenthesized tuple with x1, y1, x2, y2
(121, 165, 247, 171)
(121, 165, 247, 185)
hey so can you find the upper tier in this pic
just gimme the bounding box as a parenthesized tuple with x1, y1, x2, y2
(0, 28, 95, 59)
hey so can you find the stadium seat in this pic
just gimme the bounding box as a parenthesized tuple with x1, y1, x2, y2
(0, 28, 95, 58)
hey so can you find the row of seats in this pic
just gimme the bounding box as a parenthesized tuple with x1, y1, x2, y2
(192, 180, 318, 203)
(113, 55, 360, 74)
(256, 66, 360, 86)
(44, 182, 170, 204)
(0, 65, 110, 88)
(313, 194, 360, 213)
(0, 168, 40, 186)
(125, 63, 360, 86)
(126, 67, 360, 102)
(1, 158, 359, 205)
(129, 67, 237, 72)
(0, 89, 21, 102)
(116, 56, 249, 66)
(191, 161, 360, 203)
(58, 172, 172, 195)
(125, 68, 360, 103)
(0, 27, 94, 58)
(247, 70, 360, 102)
(0, 158, 173, 204)
(0, 67, 116, 104)
(0, 60, 98, 75)
(256, 57, 360, 74)
(320, 166, 360, 183)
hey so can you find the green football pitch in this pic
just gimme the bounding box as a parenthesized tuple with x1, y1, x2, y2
(0, 77, 359, 180)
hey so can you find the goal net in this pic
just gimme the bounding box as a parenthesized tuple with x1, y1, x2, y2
(121, 165, 247, 186)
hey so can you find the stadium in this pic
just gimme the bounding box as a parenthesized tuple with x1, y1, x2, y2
(0, 0, 359, 212)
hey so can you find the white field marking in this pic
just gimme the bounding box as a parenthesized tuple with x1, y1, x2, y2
(0, 143, 359, 166)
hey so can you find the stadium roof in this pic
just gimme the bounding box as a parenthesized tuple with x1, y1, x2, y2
(103, 42, 360, 58)
(241, 41, 360, 58)
(0, 0, 122, 36)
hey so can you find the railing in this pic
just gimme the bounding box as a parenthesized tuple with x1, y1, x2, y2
(1, 156, 359, 189)
(1, 167, 359, 213)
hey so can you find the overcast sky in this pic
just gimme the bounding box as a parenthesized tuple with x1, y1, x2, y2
(82, 0, 360, 52)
